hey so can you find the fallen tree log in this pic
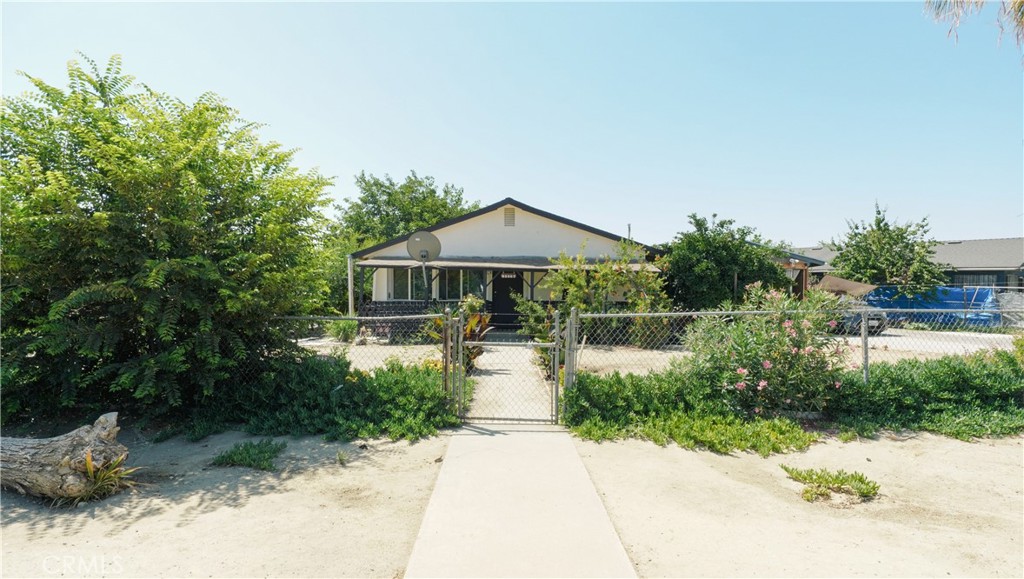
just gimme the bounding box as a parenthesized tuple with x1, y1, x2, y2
(1, 412, 130, 500)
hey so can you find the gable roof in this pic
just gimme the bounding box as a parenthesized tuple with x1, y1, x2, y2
(783, 249, 826, 267)
(791, 237, 1024, 272)
(352, 197, 663, 259)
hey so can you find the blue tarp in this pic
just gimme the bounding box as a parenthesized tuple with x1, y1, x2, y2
(864, 286, 1002, 327)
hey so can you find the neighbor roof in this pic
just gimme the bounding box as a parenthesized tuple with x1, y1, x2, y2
(352, 197, 663, 259)
(791, 237, 1024, 272)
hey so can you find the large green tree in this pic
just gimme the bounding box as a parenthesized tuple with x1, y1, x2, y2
(1, 55, 331, 420)
(659, 215, 790, 311)
(829, 205, 947, 297)
(339, 171, 479, 245)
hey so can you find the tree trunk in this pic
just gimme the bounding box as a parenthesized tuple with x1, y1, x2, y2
(0, 412, 129, 500)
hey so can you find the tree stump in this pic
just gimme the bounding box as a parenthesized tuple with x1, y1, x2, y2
(0, 412, 130, 500)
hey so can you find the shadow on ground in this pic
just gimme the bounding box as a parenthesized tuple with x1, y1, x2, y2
(0, 427, 426, 540)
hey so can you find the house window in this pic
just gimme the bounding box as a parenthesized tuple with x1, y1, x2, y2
(952, 273, 998, 287)
(504, 207, 515, 227)
(463, 270, 485, 297)
(393, 268, 409, 300)
(444, 270, 461, 300)
(411, 269, 428, 300)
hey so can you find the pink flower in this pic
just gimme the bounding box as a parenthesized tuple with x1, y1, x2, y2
(835, 381, 842, 390)
(735, 382, 746, 391)
(827, 320, 838, 328)
(787, 329, 798, 337)
(758, 380, 768, 390)
(784, 398, 792, 404)
(801, 319, 812, 329)
(762, 360, 773, 369)
(754, 407, 762, 414)
(782, 320, 794, 328)
(803, 346, 814, 354)
(736, 367, 748, 376)
(791, 347, 799, 354)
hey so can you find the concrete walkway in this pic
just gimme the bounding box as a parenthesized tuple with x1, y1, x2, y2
(404, 424, 637, 578)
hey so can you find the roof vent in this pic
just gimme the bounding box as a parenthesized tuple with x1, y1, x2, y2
(504, 207, 515, 227)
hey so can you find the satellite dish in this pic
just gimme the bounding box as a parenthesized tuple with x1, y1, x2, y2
(407, 231, 442, 263)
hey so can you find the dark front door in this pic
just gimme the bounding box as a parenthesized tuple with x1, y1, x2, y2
(490, 271, 521, 329)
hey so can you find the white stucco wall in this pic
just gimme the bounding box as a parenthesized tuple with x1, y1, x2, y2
(366, 204, 623, 260)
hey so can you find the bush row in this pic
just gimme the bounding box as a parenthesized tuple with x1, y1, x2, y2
(563, 350, 1024, 445)
(830, 350, 1024, 440)
(236, 356, 459, 441)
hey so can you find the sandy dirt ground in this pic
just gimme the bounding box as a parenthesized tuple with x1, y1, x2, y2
(575, 433, 1024, 578)
(575, 330, 1018, 376)
(297, 338, 440, 371)
(1, 429, 450, 578)
(846, 328, 1017, 365)
(577, 345, 690, 376)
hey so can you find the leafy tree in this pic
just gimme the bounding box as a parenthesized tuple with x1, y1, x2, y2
(1, 55, 331, 420)
(926, 0, 1024, 47)
(541, 240, 669, 316)
(829, 205, 947, 297)
(323, 171, 476, 312)
(514, 241, 670, 348)
(339, 171, 479, 245)
(659, 215, 790, 311)
(318, 223, 367, 313)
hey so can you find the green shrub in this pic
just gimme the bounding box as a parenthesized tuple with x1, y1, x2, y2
(326, 320, 359, 342)
(831, 351, 1024, 439)
(1, 57, 330, 422)
(682, 284, 847, 416)
(571, 411, 816, 456)
(424, 294, 492, 371)
(562, 360, 816, 456)
(780, 464, 879, 502)
(212, 439, 287, 471)
(563, 361, 727, 427)
(563, 370, 685, 427)
(241, 354, 459, 441)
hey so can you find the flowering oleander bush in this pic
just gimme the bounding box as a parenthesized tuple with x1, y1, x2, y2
(683, 283, 848, 416)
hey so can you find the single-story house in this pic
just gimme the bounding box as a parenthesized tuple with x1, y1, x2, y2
(791, 237, 1024, 288)
(347, 198, 660, 327)
(346, 198, 830, 327)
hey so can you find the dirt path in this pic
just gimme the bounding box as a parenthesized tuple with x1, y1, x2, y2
(575, 433, 1024, 577)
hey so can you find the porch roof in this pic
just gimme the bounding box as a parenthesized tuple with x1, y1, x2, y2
(356, 256, 660, 272)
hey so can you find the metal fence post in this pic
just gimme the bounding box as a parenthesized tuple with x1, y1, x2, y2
(861, 310, 870, 384)
(456, 311, 465, 417)
(552, 310, 561, 421)
(443, 308, 452, 400)
(565, 307, 578, 391)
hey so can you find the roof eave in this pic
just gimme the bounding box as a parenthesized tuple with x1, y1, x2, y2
(351, 197, 663, 259)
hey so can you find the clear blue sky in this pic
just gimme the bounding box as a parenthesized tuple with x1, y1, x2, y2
(3, 2, 1021, 248)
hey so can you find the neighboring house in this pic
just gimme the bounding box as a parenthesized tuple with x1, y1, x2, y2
(349, 198, 660, 327)
(791, 237, 1024, 288)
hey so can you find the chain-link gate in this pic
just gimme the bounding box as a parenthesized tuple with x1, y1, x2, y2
(448, 311, 562, 424)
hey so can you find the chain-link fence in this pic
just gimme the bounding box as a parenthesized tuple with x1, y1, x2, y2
(269, 307, 1021, 424)
(562, 309, 1024, 385)
(278, 314, 447, 372)
(277, 313, 558, 424)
